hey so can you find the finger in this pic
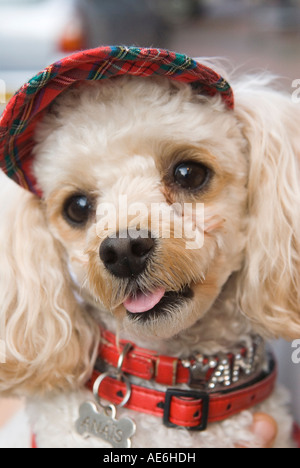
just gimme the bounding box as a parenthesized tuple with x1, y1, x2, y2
(251, 412, 278, 448)
(235, 412, 278, 448)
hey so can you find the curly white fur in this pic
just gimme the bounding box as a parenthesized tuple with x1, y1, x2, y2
(0, 64, 299, 448)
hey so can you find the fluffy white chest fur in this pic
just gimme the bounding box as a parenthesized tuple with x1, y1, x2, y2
(0, 386, 293, 448)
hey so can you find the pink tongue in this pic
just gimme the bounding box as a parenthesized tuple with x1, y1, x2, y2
(124, 288, 166, 314)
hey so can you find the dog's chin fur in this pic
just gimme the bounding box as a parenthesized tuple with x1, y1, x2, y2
(1, 70, 300, 447)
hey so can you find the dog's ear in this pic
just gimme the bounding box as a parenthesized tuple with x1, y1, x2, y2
(0, 173, 99, 396)
(234, 77, 300, 340)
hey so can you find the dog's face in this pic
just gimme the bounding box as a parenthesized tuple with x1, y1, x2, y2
(33, 76, 248, 339)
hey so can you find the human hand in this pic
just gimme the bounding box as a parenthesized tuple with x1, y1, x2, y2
(236, 413, 278, 448)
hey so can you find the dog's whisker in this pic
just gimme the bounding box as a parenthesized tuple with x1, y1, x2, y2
(204, 215, 226, 233)
(70, 254, 89, 265)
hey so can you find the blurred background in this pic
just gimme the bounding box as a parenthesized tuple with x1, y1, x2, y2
(0, 0, 300, 441)
(1, 0, 300, 108)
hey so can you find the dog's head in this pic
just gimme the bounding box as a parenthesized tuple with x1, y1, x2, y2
(32, 76, 248, 341)
(1, 49, 300, 394)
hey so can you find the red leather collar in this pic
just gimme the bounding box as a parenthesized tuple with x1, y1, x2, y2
(98, 329, 264, 388)
(99, 329, 192, 386)
(87, 363, 276, 430)
(294, 424, 300, 448)
(86, 329, 277, 431)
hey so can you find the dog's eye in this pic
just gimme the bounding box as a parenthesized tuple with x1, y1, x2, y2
(63, 194, 93, 227)
(174, 162, 210, 191)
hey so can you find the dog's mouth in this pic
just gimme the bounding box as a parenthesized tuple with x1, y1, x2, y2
(124, 285, 193, 322)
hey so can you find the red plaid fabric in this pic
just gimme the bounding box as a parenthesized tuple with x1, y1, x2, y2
(0, 46, 234, 194)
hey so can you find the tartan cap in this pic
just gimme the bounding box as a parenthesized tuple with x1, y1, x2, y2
(0, 46, 234, 194)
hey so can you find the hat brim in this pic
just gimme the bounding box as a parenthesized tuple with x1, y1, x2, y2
(0, 46, 234, 194)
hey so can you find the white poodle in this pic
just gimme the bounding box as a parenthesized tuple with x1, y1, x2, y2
(0, 47, 299, 448)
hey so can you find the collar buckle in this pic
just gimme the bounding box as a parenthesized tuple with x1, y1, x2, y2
(163, 388, 210, 431)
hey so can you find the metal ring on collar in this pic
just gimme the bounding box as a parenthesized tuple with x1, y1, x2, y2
(93, 371, 132, 411)
(117, 343, 133, 377)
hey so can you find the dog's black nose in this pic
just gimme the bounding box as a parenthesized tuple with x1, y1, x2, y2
(100, 231, 155, 278)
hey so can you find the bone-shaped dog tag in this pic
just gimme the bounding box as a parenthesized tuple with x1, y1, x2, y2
(76, 401, 136, 448)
